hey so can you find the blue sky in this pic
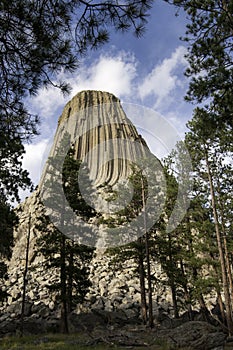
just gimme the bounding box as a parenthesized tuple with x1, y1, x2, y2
(21, 1, 194, 201)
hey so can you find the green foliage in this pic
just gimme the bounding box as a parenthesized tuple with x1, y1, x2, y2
(0, 195, 18, 301)
(37, 138, 96, 312)
(167, 0, 233, 128)
(99, 166, 146, 229)
(0, 133, 33, 202)
(36, 216, 94, 307)
(159, 142, 229, 314)
(0, 0, 152, 206)
(62, 148, 97, 222)
(0, 197, 16, 259)
(185, 108, 233, 235)
(0, 0, 152, 133)
(0, 332, 176, 350)
(41, 131, 98, 245)
(182, 107, 233, 329)
(107, 238, 145, 272)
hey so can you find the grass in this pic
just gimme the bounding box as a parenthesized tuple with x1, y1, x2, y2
(1, 334, 108, 350)
(0, 333, 172, 350)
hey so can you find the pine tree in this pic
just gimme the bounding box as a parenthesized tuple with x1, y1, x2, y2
(0, 0, 152, 207)
(0, 208, 18, 331)
(185, 109, 233, 334)
(0, 133, 33, 203)
(105, 157, 165, 327)
(37, 217, 94, 332)
(167, 0, 233, 128)
(152, 167, 182, 319)
(159, 143, 220, 320)
(0, 195, 17, 301)
(104, 167, 150, 324)
(37, 133, 96, 333)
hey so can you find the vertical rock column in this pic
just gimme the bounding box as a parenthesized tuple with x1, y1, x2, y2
(40, 90, 149, 190)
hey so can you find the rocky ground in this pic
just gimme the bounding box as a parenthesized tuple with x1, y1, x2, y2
(1, 190, 229, 349)
(0, 305, 232, 350)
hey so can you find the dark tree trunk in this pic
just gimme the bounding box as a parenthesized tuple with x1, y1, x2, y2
(199, 294, 210, 321)
(141, 177, 153, 328)
(145, 231, 154, 328)
(60, 234, 68, 334)
(168, 232, 179, 319)
(180, 259, 193, 320)
(192, 264, 209, 321)
(171, 283, 179, 318)
(20, 215, 31, 335)
(138, 239, 147, 324)
(67, 245, 74, 314)
(204, 146, 233, 335)
(217, 291, 227, 326)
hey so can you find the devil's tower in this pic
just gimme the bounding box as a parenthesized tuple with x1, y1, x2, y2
(40, 90, 149, 187)
(39, 90, 160, 247)
(10, 90, 157, 265)
(1, 90, 169, 335)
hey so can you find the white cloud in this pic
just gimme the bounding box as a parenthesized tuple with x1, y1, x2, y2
(23, 139, 49, 186)
(28, 87, 67, 120)
(72, 52, 137, 97)
(29, 51, 137, 121)
(28, 47, 187, 124)
(17, 139, 50, 203)
(138, 46, 187, 108)
(21, 47, 191, 202)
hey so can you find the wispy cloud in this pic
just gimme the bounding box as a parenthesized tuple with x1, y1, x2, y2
(29, 51, 137, 121)
(21, 46, 191, 202)
(72, 51, 137, 97)
(23, 140, 49, 186)
(138, 46, 187, 109)
(28, 46, 188, 123)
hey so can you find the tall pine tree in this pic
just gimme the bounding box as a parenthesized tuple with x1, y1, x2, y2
(37, 133, 96, 333)
(185, 109, 233, 334)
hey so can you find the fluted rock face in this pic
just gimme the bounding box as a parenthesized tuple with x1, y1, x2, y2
(41, 90, 148, 188)
(38, 90, 158, 246)
(11, 89, 152, 263)
(0, 91, 176, 334)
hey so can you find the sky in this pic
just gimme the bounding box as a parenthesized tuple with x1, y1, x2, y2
(21, 1, 194, 201)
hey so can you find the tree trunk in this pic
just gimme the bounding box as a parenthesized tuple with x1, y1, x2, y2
(20, 215, 31, 335)
(221, 221, 233, 308)
(191, 262, 209, 321)
(204, 146, 233, 335)
(217, 291, 227, 326)
(199, 294, 210, 321)
(180, 259, 193, 319)
(141, 176, 153, 328)
(211, 258, 227, 326)
(138, 239, 147, 324)
(171, 282, 179, 318)
(145, 231, 154, 328)
(168, 232, 179, 319)
(217, 177, 233, 308)
(60, 234, 68, 333)
(67, 244, 74, 314)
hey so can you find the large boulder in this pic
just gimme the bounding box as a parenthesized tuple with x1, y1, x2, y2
(158, 321, 227, 350)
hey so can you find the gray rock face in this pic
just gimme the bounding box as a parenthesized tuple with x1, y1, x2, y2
(0, 92, 161, 319)
(0, 91, 168, 334)
(0, 90, 219, 339)
(158, 321, 227, 350)
(39, 90, 161, 246)
(40, 90, 149, 189)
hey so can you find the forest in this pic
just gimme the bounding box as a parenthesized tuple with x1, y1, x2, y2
(0, 0, 232, 348)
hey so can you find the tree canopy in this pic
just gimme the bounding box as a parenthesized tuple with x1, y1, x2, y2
(166, 0, 233, 129)
(0, 0, 152, 133)
(0, 0, 153, 203)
